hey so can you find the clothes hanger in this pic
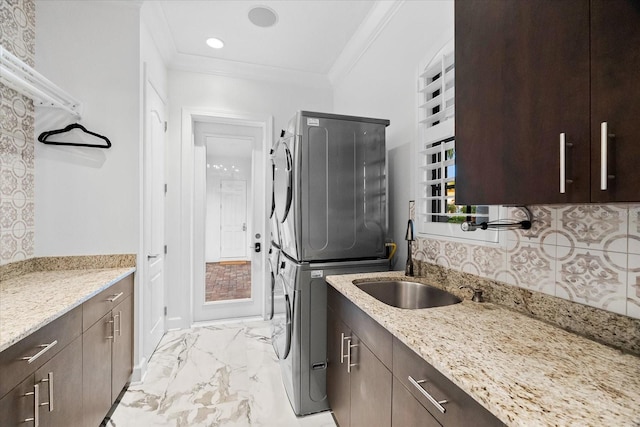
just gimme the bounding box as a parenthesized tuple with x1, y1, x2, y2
(38, 123, 112, 148)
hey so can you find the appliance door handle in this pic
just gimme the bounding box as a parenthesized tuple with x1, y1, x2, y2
(279, 145, 293, 223)
(282, 294, 292, 359)
(268, 272, 275, 321)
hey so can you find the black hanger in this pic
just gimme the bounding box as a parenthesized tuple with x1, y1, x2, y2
(38, 123, 112, 149)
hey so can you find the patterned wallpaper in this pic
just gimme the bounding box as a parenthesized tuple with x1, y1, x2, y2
(0, 0, 36, 265)
(413, 204, 640, 320)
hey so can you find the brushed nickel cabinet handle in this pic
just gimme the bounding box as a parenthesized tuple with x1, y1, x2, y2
(346, 339, 357, 374)
(107, 292, 124, 303)
(39, 372, 54, 412)
(21, 341, 58, 364)
(408, 375, 448, 414)
(106, 316, 115, 340)
(116, 311, 122, 337)
(23, 383, 40, 426)
(340, 333, 351, 364)
(600, 122, 615, 190)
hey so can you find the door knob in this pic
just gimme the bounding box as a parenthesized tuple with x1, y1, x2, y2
(254, 242, 261, 253)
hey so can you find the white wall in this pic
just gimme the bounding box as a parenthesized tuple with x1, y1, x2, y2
(35, 1, 141, 256)
(332, 1, 454, 269)
(165, 70, 332, 328)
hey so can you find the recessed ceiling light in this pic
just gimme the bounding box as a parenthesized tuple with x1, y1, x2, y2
(248, 6, 278, 28)
(206, 37, 225, 49)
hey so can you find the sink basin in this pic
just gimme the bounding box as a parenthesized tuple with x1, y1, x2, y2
(355, 280, 462, 309)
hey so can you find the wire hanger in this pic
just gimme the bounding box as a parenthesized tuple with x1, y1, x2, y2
(38, 123, 111, 149)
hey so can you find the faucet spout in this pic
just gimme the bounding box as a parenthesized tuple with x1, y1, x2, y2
(405, 220, 415, 276)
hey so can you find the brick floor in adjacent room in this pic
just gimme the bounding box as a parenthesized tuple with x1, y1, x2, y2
(205, 261, 251, 302)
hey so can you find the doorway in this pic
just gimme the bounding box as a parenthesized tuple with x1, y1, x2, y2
(187, 112, 272, 323)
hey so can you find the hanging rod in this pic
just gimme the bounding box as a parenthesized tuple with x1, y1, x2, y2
(0, 45, 82, 118)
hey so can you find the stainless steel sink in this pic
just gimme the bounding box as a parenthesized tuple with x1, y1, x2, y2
(355, 280, 462, 309)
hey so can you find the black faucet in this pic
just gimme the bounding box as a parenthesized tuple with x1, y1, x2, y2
(405, 219, 415, 276)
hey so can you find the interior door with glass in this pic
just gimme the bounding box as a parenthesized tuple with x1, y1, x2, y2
(192, 124, 266, 322)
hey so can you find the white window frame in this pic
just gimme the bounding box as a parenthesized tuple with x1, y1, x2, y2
(414, 40, 501, 244)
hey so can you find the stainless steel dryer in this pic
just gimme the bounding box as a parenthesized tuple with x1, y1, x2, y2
(272, 254, 390, 416)
(273, 111, 390, 262)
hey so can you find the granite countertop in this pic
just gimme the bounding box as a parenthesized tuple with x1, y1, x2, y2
(0, 267, 135, 352)
(326, 271, 640, 427)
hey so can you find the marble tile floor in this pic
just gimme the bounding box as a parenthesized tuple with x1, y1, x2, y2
(106, 320, 336, 427)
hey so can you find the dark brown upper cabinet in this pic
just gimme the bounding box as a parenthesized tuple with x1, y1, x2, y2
(455, 0, 640, 205)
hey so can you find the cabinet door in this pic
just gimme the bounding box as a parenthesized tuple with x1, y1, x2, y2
(111, 295, 134, 403)
(326, 306, 351, 427)
(349, 334, 392, 427)
(590, 0, 640, 202)
(36, 336, 83, 427)
(455, 0, 591, 205)
(392, 377, 441, 427)
(0, 375, 36, 426)
(83, 312, 113, 427)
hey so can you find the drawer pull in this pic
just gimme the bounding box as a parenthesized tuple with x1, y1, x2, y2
(21, 340, 58, 364)
(408, 375, 448, 414)
(107, 291, 124, 303)
(23, 383, 40, 426)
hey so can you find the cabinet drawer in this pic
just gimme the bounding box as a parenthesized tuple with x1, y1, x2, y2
(393, 337, 503, 427)
(392, 377, 440, 427)
(327, 285, 392, 369)
(82, 274, 133, 332)
(0, 305, 82, 400)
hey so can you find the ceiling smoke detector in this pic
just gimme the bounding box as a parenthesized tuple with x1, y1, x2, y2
(248, 6, 278, 28)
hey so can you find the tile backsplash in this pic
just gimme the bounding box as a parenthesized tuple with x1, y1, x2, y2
(0, 0, 36, 265)
(413, 204, 640, 320)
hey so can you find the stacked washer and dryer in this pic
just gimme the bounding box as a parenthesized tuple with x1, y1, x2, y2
(270, 111, 391, 416)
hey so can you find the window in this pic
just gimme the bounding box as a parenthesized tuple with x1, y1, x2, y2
(415, 41, 500, 242)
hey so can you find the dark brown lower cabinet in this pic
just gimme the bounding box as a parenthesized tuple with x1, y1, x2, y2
(327, 287, 392, 427)
(0, 375, 36, 426)
(0, 273, 134, 427)
(111, 295, 134, 403)
(327, 285, 504, 427)
(83, 312, 114, 427)
(392, 377, 440, 427)
(349, 334, 392, 427)
(36, 336, 83, 427)
(327, 308, 351, 427)
(83, 294, 134, 426)
(0, 336, 83, 427)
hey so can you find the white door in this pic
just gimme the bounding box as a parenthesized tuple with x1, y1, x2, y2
(192, 121, 267, 322)
(220, 180, 247, 259)
(143, 79, 165, 360)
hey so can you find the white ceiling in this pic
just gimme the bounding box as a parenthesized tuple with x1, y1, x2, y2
(142, 0, 403, 87)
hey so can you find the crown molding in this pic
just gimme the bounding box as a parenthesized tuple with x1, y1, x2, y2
(170, 53, 331, 89)
(141, 0, 396, 89)
(328, 0, 405, 86)
(141, 1, 176, 65)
